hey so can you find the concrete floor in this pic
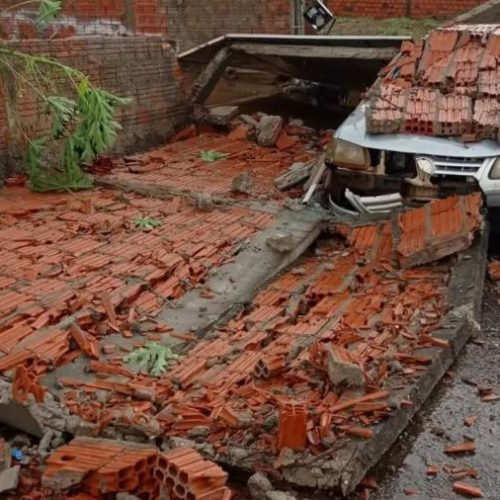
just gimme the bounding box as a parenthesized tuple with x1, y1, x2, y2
(369, 289, 500, 499)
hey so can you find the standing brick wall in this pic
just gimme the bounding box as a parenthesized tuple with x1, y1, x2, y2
(0, 0, 168, 38)
(0, 36, 187, 170)
(326, 0, 484, 19)
(165, 0, 292, 52)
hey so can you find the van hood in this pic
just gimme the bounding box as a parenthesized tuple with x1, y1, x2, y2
(335, 103, 500, 159)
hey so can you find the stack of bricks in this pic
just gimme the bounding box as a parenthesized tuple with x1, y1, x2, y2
(43, 437, 232, 499)
(366, 25, 500, 142)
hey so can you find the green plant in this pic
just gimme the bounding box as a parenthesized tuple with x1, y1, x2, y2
(0, 0, 129, 191)
(124, 342, 179, 377)
(134, 216, 163, 230)
(200, 150, 228, 162)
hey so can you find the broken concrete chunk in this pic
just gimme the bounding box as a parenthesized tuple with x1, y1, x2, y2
(275, 161, 313, 191)
(195, 193, 214, 211)
(288, 118, 304, 128)
(232, 171, 255, 194)
(0, 401, 44, 438)
(0, 466, 20, 494)
(257, 115, 283, 147)
(240, 114, 260, 128)
(266, 232, 296, 253)
(208, 105, 239, 126)
(248, 471, 273, 499)
(283, 197, 304, 212)
(266, 491, 298, 500)
(327, 347, 365, 388)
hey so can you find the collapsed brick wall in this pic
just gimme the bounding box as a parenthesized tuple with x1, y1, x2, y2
(0, 0, 168, 38)
(0, 36, 187, 173)
(165, 0, 292, 52)
(326, 0, 484, 19)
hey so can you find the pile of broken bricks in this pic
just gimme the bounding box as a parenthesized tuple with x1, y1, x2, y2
(41, 437, 231, 499)
(0, 109, 487, 499)
(0, 169, 485, 498)
(366, 24, 500, 142)
(95, 115, 329, 203)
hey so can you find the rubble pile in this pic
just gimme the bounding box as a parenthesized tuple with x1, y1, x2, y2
(0, 187, 274, 379)
(366, 25, 500, 141)
(0, 113, 486, 497)
(102, 114, 328, 201)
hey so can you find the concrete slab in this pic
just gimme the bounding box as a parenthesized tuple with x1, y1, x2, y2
(211, 227, 488, 495)
(155, 205, 325, 335)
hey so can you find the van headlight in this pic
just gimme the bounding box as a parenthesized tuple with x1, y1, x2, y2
(325, 138, 370, 170)
(489, 157, 500, 179)
(416, 157, 436, 176)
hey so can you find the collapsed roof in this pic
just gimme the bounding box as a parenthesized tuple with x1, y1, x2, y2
(366, 24, 500, 142)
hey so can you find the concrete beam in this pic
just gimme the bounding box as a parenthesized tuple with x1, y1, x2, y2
(231, 42, 399, 61)
(190, 46, 232, 104)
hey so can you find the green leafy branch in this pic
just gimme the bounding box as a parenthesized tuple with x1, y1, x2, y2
(0, 0, 130, 191)
(134, 216, 163, 230)
(124, 342, 179, 377)
(200, 150, 228, 162)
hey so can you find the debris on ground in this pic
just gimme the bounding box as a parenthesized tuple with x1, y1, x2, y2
(266, 232, 296, 252)
(464, 415, 478, 427)
(256, 115, 284, 147)
(274, 161, 313, 191)
(208, 105, 240, 126)
(452, 481, 484, 498)
(397, 194, 482, 267)
(248, 471, 273, 499)
(231, 171, 255, 194)
(101, 115, 323, 201)
(487, 259, 500, 301)
(426, 464, 441, 476)
(444, 440, 476, 454)
(0, 465, 20, 494)
(0, 100, 488, 498)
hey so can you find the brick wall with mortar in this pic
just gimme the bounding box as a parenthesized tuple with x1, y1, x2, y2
(326, 0, 484, 19)
(165, 0, 292, 52)
(0, 0, 168, 38)
(166, 0, 486, 50)
(0, 36, 187, 174)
